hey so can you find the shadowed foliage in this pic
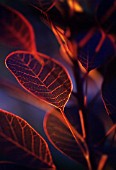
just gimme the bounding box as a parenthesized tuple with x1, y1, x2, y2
(102, 57, 116, 122)
(0, 3, 36, 52)
(0, 0, 115, 169)
(44, 110, 87, 168)
(0, 109, 55, 169)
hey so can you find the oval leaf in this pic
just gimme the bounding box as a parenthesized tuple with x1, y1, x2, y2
(5, 51, 72, 110)
(43, 110, 87, 167)
(0, 109, 55, 169)
(0, 3, 36, 52)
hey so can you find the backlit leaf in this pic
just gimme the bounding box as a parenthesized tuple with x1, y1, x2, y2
(102, 58, 116, 122)
(43, 110, 87, 167)
(0, 109, 55, 169)
(0, 4, 36, 52)
(5, 51, 72, 110)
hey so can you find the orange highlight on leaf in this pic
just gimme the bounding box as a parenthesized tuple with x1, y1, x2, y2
(0, 4, 36, 52)
(68, 0, 83, 13)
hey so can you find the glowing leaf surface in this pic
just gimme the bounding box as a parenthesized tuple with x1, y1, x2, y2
(5, 51, 72, 110)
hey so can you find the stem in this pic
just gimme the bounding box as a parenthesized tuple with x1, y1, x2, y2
(72, 59, 95, 169)
(84, 75, 88, 107)
(79, 109, 86, 138)
(72, 60, 88, 138)
(97, 155, 108, 170)
(95, 124, 116, 147)
(61, 109, 92, 170)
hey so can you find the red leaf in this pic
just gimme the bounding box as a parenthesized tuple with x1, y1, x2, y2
(5, 51, 72, 110)
(43, 110, 87, 167)
(0, 109, 55, 169)
(0, 4, 36, 52)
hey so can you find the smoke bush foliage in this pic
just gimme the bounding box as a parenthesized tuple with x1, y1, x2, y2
(0, 0, 116, 170)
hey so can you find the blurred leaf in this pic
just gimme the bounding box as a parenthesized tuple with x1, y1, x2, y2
(0, 161, 35, 170)
(40, 0, 116, 71)
(0, 3, 36, 52)
(76, 28, 115, 72)
(67, 0, 83, 13)
(65, 102, 111, 150)
(102, 58, 116, 122)
(64, 106, 82, 135)
(0, 109, 55, 169)
(76, 0, 116, 71)
(0, 161, 54, 170)
(88, 95, 115, 168)
(96, 0, 116, 38)
(95, 124, 116, 169)
(28, 0, 57, 12)
(0, 78, 53, 112)
(43, 109, 87, 167)
(88, 95, 113, 146)
(5, 51, 72, 110)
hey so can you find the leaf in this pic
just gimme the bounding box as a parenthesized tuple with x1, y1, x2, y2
(0, 161, 54, 170)
(43, 0, 115, 71)
(102, 57, 116, 122)
(0, 78, 53, 112)
(74, 0, 116, 71)
(0, 161, 34, 170)
(96, 0, 116, 38)
(94, 124, 116, 169)
(88, 93, 114, 145)
(0, 3, 36, 52)
(43, 109, 87, 168)
(0, 109, 55, 169)
(28, 0, 57, 12)
(76, 28, 115, 72)
(5, 51, 72, 110)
